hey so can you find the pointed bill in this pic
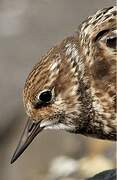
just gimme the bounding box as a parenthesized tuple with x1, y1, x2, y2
(11, 119, 43, 164)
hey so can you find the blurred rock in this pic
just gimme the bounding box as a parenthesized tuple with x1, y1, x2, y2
(78, 155, 114, 179)
(45, 155, 115, 180)
(48, 156, 79, 179)
(87, 169, 117, 180)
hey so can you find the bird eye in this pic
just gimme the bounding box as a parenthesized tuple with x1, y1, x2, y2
(97, 29, 117, 49)
(37, 90, 52, 103)
(106, 36, 117, 49)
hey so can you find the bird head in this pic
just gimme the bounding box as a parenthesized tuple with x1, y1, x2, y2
(23, 45, 80, 131)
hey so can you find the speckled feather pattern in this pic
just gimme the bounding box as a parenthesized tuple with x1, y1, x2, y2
(23, 6, 117, 140)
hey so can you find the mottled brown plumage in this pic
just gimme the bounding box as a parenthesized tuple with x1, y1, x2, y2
(11, 6, 117, 164)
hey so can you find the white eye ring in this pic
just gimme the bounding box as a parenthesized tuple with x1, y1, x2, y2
(37, 88, 54, 103)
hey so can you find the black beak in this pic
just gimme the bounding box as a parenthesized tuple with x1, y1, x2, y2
(11, 119, 43, 164)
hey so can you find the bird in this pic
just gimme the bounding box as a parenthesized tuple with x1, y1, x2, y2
(11, 6, 116, 164)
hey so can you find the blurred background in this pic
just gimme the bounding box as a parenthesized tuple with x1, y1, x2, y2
(0, 0, 116, 180)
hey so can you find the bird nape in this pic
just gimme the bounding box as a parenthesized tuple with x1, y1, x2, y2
(11, 6, 116, 164)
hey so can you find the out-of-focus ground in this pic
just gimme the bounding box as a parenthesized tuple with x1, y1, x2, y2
(0, 1, 116, 180)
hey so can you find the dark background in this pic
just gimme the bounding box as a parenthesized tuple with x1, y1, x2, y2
(0, 1, 116, 180)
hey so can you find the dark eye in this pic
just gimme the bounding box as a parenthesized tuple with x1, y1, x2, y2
(38, 90, 52, 103)
(95, 29, 117, 50)
(106, 36, 117, 49)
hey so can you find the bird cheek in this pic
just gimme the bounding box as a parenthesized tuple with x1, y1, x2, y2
(34, 107, 54, 120)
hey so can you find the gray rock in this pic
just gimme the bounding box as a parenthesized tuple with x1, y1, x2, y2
(87, 169, 117, 180)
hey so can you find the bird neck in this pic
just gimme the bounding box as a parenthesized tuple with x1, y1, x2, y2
(74, 77, 116, 141)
